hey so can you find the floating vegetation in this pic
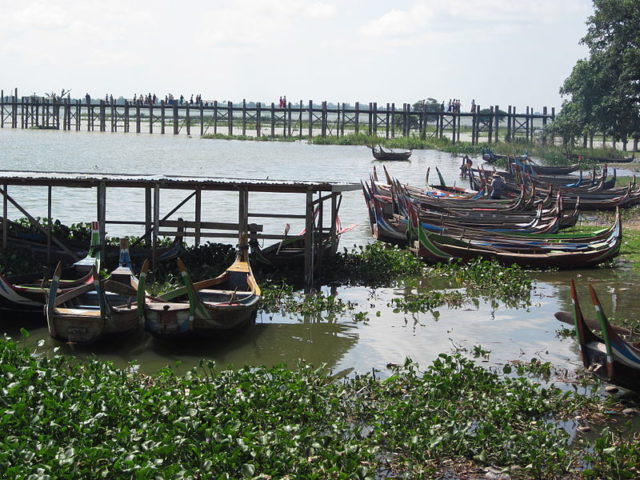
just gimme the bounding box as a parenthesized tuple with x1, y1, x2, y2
(260, 281, 362, 321)
(1, 339, 637, 479)
(388, 258, 532, 315)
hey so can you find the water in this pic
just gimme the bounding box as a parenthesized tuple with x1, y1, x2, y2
(1, 128, 638, 385)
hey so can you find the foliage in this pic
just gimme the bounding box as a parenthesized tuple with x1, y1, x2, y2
(327, 242, 425, 286)
(3, 338, 638, 479)
(388, 258, 532, 314)
(551, 0, 640, 144)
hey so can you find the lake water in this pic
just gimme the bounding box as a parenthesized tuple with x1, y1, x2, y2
(1, 128, 638, 384)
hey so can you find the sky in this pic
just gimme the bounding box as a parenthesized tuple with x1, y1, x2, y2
(1, 0, 594, 111)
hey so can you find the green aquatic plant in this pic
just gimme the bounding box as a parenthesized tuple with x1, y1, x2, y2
(0, 339, 637, 479)
(328, 242, 425, 286)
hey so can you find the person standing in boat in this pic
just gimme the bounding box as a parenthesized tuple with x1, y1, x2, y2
(490, 174, 505, 199)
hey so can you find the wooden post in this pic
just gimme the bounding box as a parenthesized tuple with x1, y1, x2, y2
(385, 103, 390, 139)
(304, 189, 314, 291)
(75, 99, 81, 131)
(199, 101, 204, 137)
(308, 100, 313, 138)
(242, 99, 247, 136)
(149, 103, 154, 134)
(47, 186, 52, 264)
(110, 99, 116, 132)
(238, 188, 248, 236)
(144, 188, 152, 247)
(283, 101, 288, 137)
(124, 100, 130, 133)
(2, 183, 7, 249)
(172, 102, 178, 135)
(541, 106, 548, 145)
(99, 100, 105, 132)
(270, 102, 275, 137)
(213, 100, 218, 134)
(97, 182, 107, 264)
(298, 100, 303, 139)
(287, 101, 292, 137)
(185, 102, 190, 136)
(152, 185, 160, 268)
(507, 105, 512, 141)
(488, 106, 494, 144)
(159, 101, 165, 134)
(227, 101, 233, 135)
(354, 102, 360, 135)
(256, 101, 261, 137)
(321, 101, 327, 137)
(0, 89, 4, 128)
(12, 88, 18, 129)
(195, 189, 202, 247)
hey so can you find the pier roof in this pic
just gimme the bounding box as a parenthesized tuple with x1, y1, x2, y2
(0, 170, 360, 193)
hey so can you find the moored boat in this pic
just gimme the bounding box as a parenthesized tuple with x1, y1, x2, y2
(138, 233, 260, 339)
(370, 145, 412, 161)
(45, 239, 140, 344)
(561, 280, 640, 392)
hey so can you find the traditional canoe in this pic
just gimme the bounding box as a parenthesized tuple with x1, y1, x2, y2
(250, 218, 355, 267)
(566, 153, 635, 164)
(139, 234, 260, 339)
(0, 221, 103, 313)
(564, 280, 640, 392)
(409, 208, 622, 269)
(45, 239, 140, 344)
(370, 145, 412, 161)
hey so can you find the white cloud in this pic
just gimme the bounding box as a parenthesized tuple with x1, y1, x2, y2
(359, 0, 590, 41)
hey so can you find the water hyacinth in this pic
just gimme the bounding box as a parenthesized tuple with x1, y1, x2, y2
(2, 339, 639, 479)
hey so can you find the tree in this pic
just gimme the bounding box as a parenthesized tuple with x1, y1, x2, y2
(553, 0, 640, 146)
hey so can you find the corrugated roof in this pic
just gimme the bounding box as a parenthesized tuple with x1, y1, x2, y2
(0, 170, 360, 193)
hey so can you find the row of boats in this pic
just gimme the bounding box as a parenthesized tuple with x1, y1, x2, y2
(1, 222, 261, 345)
(363, 155, 640, 391)
(362, 159, 635, 269)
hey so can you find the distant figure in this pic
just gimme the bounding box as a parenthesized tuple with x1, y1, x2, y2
(85, 93, 91, 105)
(460, 155, 473, 178)
(490, 174, 505, 199)
(471, 99, 476, 113)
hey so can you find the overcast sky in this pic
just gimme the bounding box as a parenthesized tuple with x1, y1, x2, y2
(1, 0, 593, 111)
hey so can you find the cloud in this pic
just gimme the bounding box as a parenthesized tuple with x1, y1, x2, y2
(197, 0, 336, 49)
(359, 0, 590, 41)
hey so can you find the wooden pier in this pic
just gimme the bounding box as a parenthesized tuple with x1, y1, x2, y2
(0, 170, 360, 289)
(1, 88, 554, 145)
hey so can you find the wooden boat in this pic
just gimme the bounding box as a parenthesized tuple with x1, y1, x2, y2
(45, 239, 140, 344)
(409, 208, 622, 269)
(481, 148, 527, 163)
(250, 218, 355, 267)
(0, 221, 103, 313)
(566, 153, 635, 164)
(525, 162, 580, 176)
(370, 145, 412, 161)
(563, 280, 640, 391)
(138, 234, 260, 339)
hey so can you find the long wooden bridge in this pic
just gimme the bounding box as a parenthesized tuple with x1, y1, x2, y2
(1, 88, 554, 145)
